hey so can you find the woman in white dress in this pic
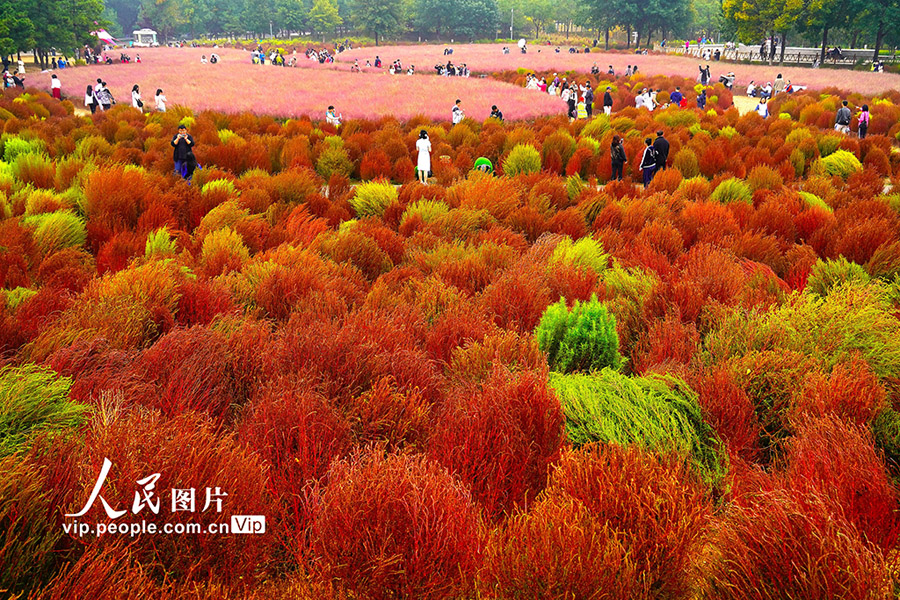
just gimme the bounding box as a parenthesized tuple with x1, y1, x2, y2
(155, 88, 167, 112)
(415, 130, 431, 185)
(131, 84, 143, 111)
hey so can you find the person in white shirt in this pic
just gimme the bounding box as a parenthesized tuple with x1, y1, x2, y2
(415, 130, 431, 184)
(50, 74, 62, 99)
(560, 86, 571, 103)
(201, 55, 208, 64)
(155, 88, 167, 112)
(17, 59, 25, 75)
(326, 105, 342, 128)
(451, 99, 464, 124)
(131, 84, 142, 110)
(84, 85, 96, 114)
(746, 81, 756, 97)
(635, 88, 646, 109)
(755, 97, 769, 118)
(94, 78, 103, 94)
(407, 65, 414, 75)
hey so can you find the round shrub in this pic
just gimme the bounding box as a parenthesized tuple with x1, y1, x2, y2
(350, 180, 398, 218)
(535, 295, 622, 374)
(710, 177, 752, 204)
(307, 449, 481, 600)
(806, 257, 870, 298)
(816, 149, 862, 179)
(24, 211, 87, 257)
(428, 366, 566, 518)
(502, 144, 541, 176)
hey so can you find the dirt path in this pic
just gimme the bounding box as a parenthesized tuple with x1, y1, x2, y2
(732, 95, 757, 116)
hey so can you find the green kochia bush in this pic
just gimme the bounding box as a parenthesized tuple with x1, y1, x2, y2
(23, 210, 87, 256)
(816, 149, 862, 179)
(549, 369, 725, 487)
(704, 281, 900, 394)
(536, 296, 622, 374)
(806, 257, 870, 298)
(0, 364, 87, 456)
(549, 237, 608, 275)
(710, 177, 752, 204)
(503, 144, 541, 176)
(351, 181, 398, 218)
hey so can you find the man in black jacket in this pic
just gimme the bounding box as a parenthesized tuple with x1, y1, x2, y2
(171, 124, 196, 180)
(603, 87, 614, 116)
(652, 131, 669, 171)
(583, 83, 594, 118)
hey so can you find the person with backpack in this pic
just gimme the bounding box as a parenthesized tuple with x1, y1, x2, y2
(653, 131, 669, 171)
(132, 84, 143, 111)
(835, 100, 852, 134)
(610, 135, 627, 181)
(603, 86, 614, 115)
(640, 138, 657, 187)
(858, 104, 869, 139)
(171, 124, 197, 181)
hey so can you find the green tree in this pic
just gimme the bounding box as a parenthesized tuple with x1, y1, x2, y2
(24, 0, 105, 67)
(138, 0, 184, 41)
(861, 0, 900, 61)
(0, 0, 35, 59)
(309, 0, 342, 41)
(523, 0, 553, 38)
(353, 0, 404, 45)
(415, 0, 496, 39)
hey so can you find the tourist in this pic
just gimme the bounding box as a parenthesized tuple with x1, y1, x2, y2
(50, 74, 62, 100)
(584, 84, 594, 118)
(610, 135, 626, 181)
(755, 97, 769, 118)
(640, 138, 657, 187)
(760, 82, 773, 99)
(84, 85, 96, 114)
(625, 65, 632, 76)
(490, 105, 503, 120)
(171, 124, 196, 180)
(576, 96, 587, 120)
(699, 65, 710, 86)
(539, 78, 547, 93)
(607, 65, 615, 75)
(635, 88, 647, 109)
(747, 81, 757, 97)
(135, 54, 141, 63)
(648, 89, 659, 111)
(603, 87, 614, 115)
(132, 84, 143, 111)
(858, 104, 869, 139)
(452, 99, 464, 124)
(591, 63, 599, 75)
(17, 58, 24, 75)
(326, 105, 342, 128)
(653, 131, 669, 170)
(97, 82, 113, 111)
(835, 100, 852, 134)
(670, 86, 683, 106)
(416, 130, 431, 184)
(719, 72, 735, 89)
(155, 89, 168, 112)
(201, 55, 208, 64)
(567, 91, 577, 121)
(773, 73, 785, 95)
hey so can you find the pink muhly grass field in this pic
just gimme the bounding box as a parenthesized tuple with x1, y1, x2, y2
(38, 47, 566, 121)
(337, 43, 900, 94)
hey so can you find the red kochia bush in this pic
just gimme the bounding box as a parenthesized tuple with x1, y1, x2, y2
(689, 365, 761, 462)
(129, 326, 242, 426)
(236, 379, 351, 564)
(783, 416, 899, 552)
(707, 481, 892, 599)
(486, 443, 711, 600)
(789, 355, 887, 427)
(306, 450, 481, 600)
(77, 410, 274, 586)
(428, 366, 566, 518)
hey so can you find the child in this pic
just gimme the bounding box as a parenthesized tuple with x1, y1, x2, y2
(326, 105, 342, 128)
(755, 97, 769, 118)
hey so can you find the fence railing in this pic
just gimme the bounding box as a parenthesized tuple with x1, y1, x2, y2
(661, 45, 898, 66)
